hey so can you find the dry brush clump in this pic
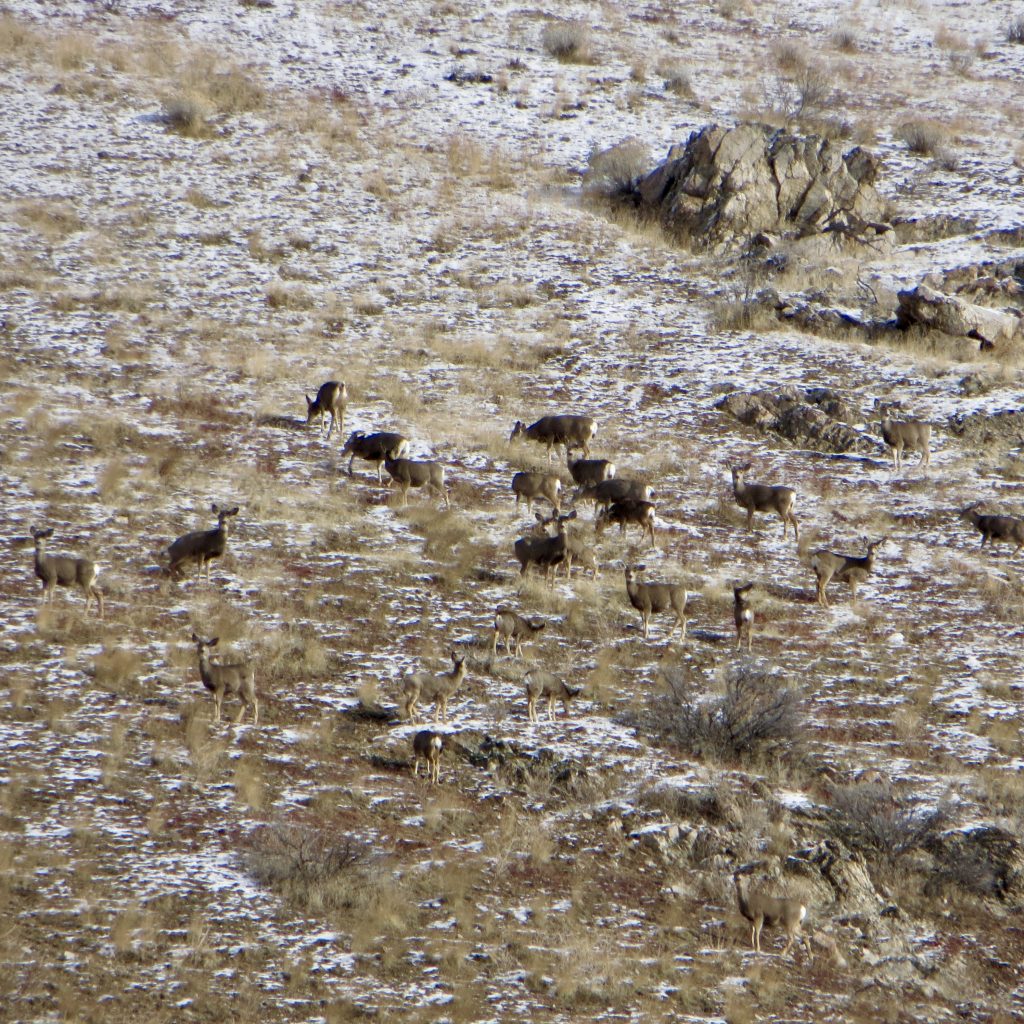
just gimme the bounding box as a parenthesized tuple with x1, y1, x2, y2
(541, 19, 594, 64)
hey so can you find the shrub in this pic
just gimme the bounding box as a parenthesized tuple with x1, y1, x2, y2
(541, 20, 593, 64)
(162, 95, 209, 137)
(832, 26, 859, 52)
(583, 138, 650, 201)
(897, 119, 949, 156)
(1010, 17, 1024, 44)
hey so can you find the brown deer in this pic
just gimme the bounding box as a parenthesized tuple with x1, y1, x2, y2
(595, 499, 656, 548)
(412, 730, 443, 783)
(875, 400, 930, 470)
(191, 633, 259, 725)
(733, 582, 754, 650)
(577, 477, 654, 518)
(510, 414, 595, 462)
(305, 380, 347, 439)
(341, 430, 410, 483)
(513, 511, 576, 581)
(524, 670, 581, 723)
(960, 502, 1024, 555)
(733, 867, 810, 958)
(402, 652, 467, 722)
(568, 457, 616, 498)
(730, 463, 799, 540)
(492, 607, 546, 658)
(623, 565, 687, 640)
(30, 526, 104, 617)
(167, 505, 239, 580)
(811, 538, 885, 607)
(511, 471, 562, 513)
(383, 455, 449, 508)
(561, 520, 599, 579)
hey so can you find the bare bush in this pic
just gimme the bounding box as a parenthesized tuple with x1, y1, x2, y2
(541, 20, 593, 64)
(763, 64, 835, 121)
(897, 119, 949, 156)
(1010, 17, 1024, 44)
(583, 139, 650, 202)
(163, 95, 209, 137)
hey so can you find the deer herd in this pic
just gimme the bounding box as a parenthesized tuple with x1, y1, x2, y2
(23, 380, 1012, 958)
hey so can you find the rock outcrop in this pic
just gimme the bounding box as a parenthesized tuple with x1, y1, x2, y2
(896, 284, 1022, 348)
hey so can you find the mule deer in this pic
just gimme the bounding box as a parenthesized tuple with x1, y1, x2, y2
(341, 430, 410, 483)
(524, 670, 581, 723)
(412, 729, 443, 783)
(402, 652, 467, 722)
(30, 526, 104, 617)
(492, 607, 546, 658)
(305, 380, 347, 439)
(569, 457, 616, 497)
(167, 505, 238, 579)
(191, 633, 258, 725)
(811, 538, 885, 607)
(513, 511, 576, 581)
(623, 565, 687, 640)
(561, 522, 599, 579)
(734, 582, 754, 650)
(595, 499, 656, 548)
(730, 463, 799, 540)
(511, 471, 562, 513)
(875, 400, 930, 470)
(733, 869, 810, 958)
(960, 502, 1024, 555)
(510, 414, 595, 462)
(384, 455, 449, 508)
(577, 477, 653, 517)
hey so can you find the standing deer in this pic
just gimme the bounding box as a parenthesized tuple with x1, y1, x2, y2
(511, 472, 562, 513)
(569, 457, 616, 498)
(513, 511, 576, 581)
(595, 499, 656, 548)
(492, 607, 546, 658)
(341, 430, 410, 483)
(733, 582, 754, 650)
(412, 730, 444, 783)
(577, 478, 653, 518)
(191, 633, 259, 725)
(510, 414, 595, 462)
(384, 455, 450, 508)
(402, 652, 467, 722)
(875, 400, 930, 470)
(30, 526, 104, 617)
(305, 380, 347, 439)
(730, 463, 799, 540)
(960, 502, 1024, 555)
(733, 868, 810, 958)
(524, 670, 581, 723)
(623, 565, 687, 640)
(561, 520, 599, 579)
(811, 538, 886, 607)
(167, 505, 239, 580)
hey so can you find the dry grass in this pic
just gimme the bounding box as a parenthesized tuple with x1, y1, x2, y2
(541, 20, 594, 64)
(897, 119, 950, 156)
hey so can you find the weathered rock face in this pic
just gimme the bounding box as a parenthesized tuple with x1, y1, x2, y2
(946, 408, 1024, 447)
(637, 123, 889, 248)
(896, 284, 1022, 347)
(715, 385, 877, 454)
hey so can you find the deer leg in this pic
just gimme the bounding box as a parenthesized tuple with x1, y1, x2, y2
(213, 690, 223, 722)
(548, 694, 556, 721)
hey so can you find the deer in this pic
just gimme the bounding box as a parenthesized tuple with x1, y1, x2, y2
(810, 538, 886, 607)
(402, 652, 467, 723)
(510, 414, 595, 463)
(561, 521, 599, 579)
(733, 867, 810, 959)
(30, 526, 104, 617)
(595, 499, 656, 548)
(569, 457, 616, 497)
(492, 607, 546, 658)
(513, 511, 576, 581)
(734, 582, 754, 651)
(875, 399, 931, 470)
(341, 430, 410, 483)
(511, 471, 562, 514)
(305, 380, 347, 440)
(412, 729, 444, 784)
(960, 502, 1024, 555)
(730, 463, 799, 540)
(167, 505, 239, 580)
(623, 565, 687, 640)
(524, 670, 582, 723)
(191, 633, 259, 725)
(576, 477, 653, 518)
(383, 455, 449, 508)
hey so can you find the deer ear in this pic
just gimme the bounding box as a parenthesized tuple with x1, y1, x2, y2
(191, 632, 200, 642)
(209, 637, 220, 647)
(211, 503, 219, 513)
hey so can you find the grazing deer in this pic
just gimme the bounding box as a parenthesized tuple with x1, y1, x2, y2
(733, 582, 754, 650)
(384, 455, 450, 508)
(524, 670, 581, 723)
(561, 521, 599, 579)
(733, 869, 810, 958)
(341, 430, 410, 483)
(511, 472, 562, 514)
(513, 511, 576, 581)
(811, 538, 886, 607)
(577, 477, 654, 517)
(730, 463, 799, 540)
(305, 380, 347, 439)
(595, 499, 656, 548)
(875, 400, 930, 470)
(492, 607, 546, 658)
(960, 502, 1024, 555)
(623, 565, 687, 640)
(191, 633, 259, 725)
(30, 526, 104, 617)
(167, 505, 239, 580)
(510, 414, 595, 462)
(412, 729, 444, 783)
(569, 457, 616, 498)
(402, 652, 467, 722)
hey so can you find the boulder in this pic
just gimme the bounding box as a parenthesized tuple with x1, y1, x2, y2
(895, 284, 1022, 347)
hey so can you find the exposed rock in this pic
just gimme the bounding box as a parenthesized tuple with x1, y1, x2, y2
(891, 214, 978, 243)
(925, 825, 1024, 900)
(896, 284, 1022, 347)
(715, 385, 877, 454)
(637, 123, 889, 250)
(946, 408, 1024, 447)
